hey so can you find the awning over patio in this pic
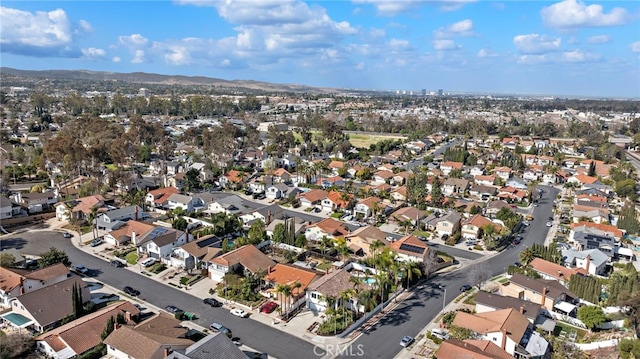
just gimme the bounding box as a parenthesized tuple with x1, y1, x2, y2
(554, 301, 577, 314)
(1, 312, 35, 328)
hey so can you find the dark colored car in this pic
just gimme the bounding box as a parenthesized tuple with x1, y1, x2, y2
(165, 305, 183, 313)
(203, 298, 222, 307)
(460, 284, 472, 292)
(260, 301, 279, 313)
(123, 286, 140, 296)
(110, 260, 125, 268)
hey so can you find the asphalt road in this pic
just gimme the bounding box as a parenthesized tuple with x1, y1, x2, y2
(2, 185, 558, 359)
(337, 185, 560, 359)
(0, 231, 322, 359)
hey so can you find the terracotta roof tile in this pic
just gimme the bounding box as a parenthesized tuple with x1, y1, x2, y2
(530, 257, 580, 281)
(264, 263, 320, 296)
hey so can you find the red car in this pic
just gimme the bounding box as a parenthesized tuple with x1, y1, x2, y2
(260, 301, 278, 313)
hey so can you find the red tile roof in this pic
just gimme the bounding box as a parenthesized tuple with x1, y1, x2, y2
(264, 263, 320, 297)
(147, 187, 179, 204)
(210, 245, 276, 274)
(529, 257, 582, 280)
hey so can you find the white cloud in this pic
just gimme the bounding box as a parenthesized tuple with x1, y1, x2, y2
(432, 39, 460, 51)
(81, 47, 106, 60)
(164, 46, 193, 65)
(0, 6, 86, 57)
(78, 20, 92, 33)
(351, 0, 423, 16)
(388, 38, 409, 49)
(351, 0, 473, 16)
(434, 19, 474, 39)
(541, 0, 630, 29)
(562, 49, 601, 62)
(587, 35, 611, 44)
(369, 28, 386, 38)
(517, 50, 601, 65)
(477, 48, 498, 58)
(355, 62, 365, 70)
(630, 41, 640, 53)
(118, 34, 149, 47)
(112, 56, 121, 63)
(131, 49, 148, 63)
(513, 34, 562, 54)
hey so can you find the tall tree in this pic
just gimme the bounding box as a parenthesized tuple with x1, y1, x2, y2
(38, 247, 71, 268)
(468, 262, 492, 291)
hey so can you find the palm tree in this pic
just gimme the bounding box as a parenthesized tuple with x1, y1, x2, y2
(323, 295, 338, 316)
(402, 261, 423, 289)
(357, 289, 378, 314)
(518, 247, 534, 266)
(334, 237, 350, 260)
(275, 284, 292, 318)
(369, 239, 385, 265)
(87, 205, 99, 241)
(320, 236, 334, 256)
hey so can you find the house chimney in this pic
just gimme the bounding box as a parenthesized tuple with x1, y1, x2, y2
(585, 255, 590, 273)
(267, 210, 272, 224)
(268, 266, 272, 274)
(125, 311, 132, 323)
(19, 277, 25, 295)
(114, 322, 119, 331)
(541, 287, 548, 307)
(135, 206, 139, 221)
(163, 347, 171, 357)
(132, 231, 137, 245)
(519, 306, 524, 315)
(501, 328, 507, 350)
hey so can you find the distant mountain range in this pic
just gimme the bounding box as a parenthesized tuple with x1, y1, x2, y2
(0, 67, 340, 94)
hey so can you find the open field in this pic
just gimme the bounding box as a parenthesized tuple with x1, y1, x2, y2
(292, 131, 408, 149)
(347, 133, 408, 148)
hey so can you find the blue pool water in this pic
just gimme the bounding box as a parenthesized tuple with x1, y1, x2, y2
(363, 278, 376, 284)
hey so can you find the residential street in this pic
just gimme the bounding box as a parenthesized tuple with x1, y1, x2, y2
(337, 185, 559, 358)
(1, 185, 558, 359)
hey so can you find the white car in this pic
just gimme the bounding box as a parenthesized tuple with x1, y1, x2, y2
(546, 222, 552, 227)
(230, 308, 249, 318)
(430, 329, 450, 340)
(141, 258, 156, 267)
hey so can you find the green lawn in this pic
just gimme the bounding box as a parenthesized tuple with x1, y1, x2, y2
(125, 252, 139, 265)
(316, 261, 333, 271)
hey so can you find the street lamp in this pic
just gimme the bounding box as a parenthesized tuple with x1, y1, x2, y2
(442, 287, 446, 312)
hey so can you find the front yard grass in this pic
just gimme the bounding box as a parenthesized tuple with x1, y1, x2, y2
(316, 261, 333, 271)
(125, 252, 139, 265)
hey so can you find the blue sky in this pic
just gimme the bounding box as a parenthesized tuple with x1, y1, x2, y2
(1, 0, 639, 98)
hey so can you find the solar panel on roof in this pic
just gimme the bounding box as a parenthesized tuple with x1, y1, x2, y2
(147, 226, 169, 239)
(399, 243, 424, 254)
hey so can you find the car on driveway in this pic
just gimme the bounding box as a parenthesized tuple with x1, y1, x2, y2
(203, 298, 222, 307)
(230, 308, 249, 318)
(260, 301, 278, 313)
(141, 258, 156, 267)
(165, 305, 183, 314)
(460, 284, 472, 292)
(399, 335, 414, 347)
(430, 329, 450, 340)
(90, 238, 103, 247)
(110, 259, 126, 268)
(123, 286, 140, 296)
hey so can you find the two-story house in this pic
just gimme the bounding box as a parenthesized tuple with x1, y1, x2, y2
(0, 264, 71, 309)
(435, 211, 462, 238)
(500, 273, 577, 312)
(137, 227, 189, 260)
(442, 178, 469, 197)
(299, 189, 329, 209)
(353, 197, 385, 219)
(461, 214, 502, 239)
(145, 187, 179, 210)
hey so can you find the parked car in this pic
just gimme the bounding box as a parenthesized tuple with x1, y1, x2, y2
(203, 298, 222, 307)
(400, 335, 414, 347)
(441, 234, 449, 241)
(210, 322, 232, 338)
(110, 259, 126, 268)
(231, 337, 242, 346)
(460, 284, 472, 292)
(430, 329, 450, 340)
(141, 258, 156, 267)
(230, 308, 249, 318)
(62, 232, 73, 238)
(165, 305, 183, 314)
(75, 264, 89, 274)
(123, 286, 140, 296)
(90, 238, 103, 247)
(260, 301, 278, 313)
(546, 222, 552, 227)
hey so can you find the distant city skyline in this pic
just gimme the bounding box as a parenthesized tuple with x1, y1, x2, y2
(1, 1, 639, 98)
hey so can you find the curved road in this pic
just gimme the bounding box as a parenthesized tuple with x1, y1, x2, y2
(2, 185, 558, 359)
(337, 185, 559, 358)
